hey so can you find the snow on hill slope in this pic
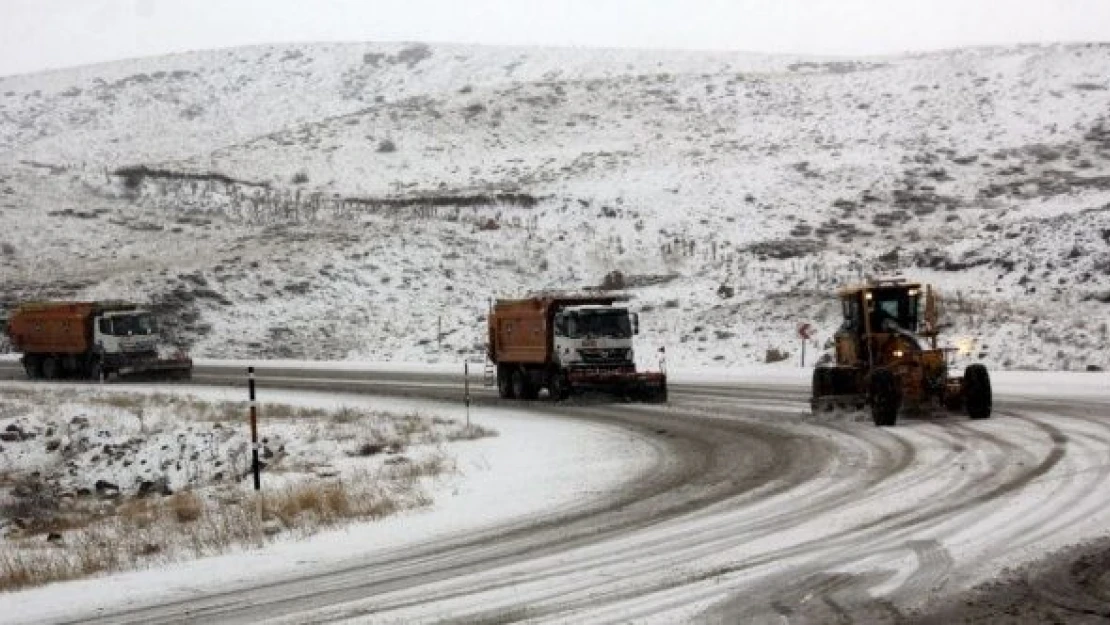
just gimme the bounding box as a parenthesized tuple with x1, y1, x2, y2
(0, 42, 1108, 370)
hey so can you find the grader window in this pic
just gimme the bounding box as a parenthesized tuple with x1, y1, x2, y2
(869, 290, 920, 332)
(841, 297, 863, 331)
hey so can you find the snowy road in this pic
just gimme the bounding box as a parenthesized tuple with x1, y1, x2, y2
(2, 362, 1108, 623)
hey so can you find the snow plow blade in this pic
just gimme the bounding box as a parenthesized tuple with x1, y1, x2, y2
(567, 370, 668, 403)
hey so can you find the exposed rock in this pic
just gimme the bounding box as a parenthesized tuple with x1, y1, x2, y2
(137, 476, 173, 497)
(94, 479, 120, 496)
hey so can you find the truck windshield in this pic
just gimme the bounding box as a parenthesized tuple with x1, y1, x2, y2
(106, 314, 155, 336)
(559, 311, 632, 339)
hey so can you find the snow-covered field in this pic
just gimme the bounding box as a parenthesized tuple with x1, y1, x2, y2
(0, 42, 1107, 370)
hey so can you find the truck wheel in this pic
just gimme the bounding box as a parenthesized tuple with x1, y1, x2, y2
(549, 373, 570, 402)
(511, 369, 532, 400)
(964, 364, 992, 420)
(497, 366, 515, 399)
(650, 384, 668, 404)
(22, 357, 42, 380)
(88, 360, 105, 382)
(41, 357, 61, 380)
(871, 369, 900, 427)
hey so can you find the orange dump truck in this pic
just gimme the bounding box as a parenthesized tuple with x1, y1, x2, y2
(6, 301, 192, 380)
(487, 295, 667, 402)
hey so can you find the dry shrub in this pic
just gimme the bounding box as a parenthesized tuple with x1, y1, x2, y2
(0, 550, 45, 590)
(263, 481, 354, 527)
(331, 407, 362, 424)
(168, 491, 203, 524)
(385, 451, 455, 482)
(99, 393, 144, 410)
(446, 424, 498, 441)
(764, 347, 790, 363)
(73, 530, 120, 576)
(190, 501, 261, 554)
(262, 403, 330, 420)
(118, 498, 159, 529)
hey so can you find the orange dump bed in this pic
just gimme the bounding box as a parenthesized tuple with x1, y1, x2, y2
(7, 302, 97, 354)
(488, 298, 552, 364)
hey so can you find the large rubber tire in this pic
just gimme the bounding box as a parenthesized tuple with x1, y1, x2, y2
(517, 370, 539, 401)
(41, 356, 61, 380)
(811, 368, 832, 413)
(870, 369, 901, 427)
(549, 373, 570, 402)
(511, 368, 530, 400)
(651, 384, 669, 404)
(497, 365, 515, 399)
(22, 357, 41, 380)
(964, 364, 992, 420)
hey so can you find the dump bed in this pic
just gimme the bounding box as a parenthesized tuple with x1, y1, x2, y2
(487, 295, 621, 365)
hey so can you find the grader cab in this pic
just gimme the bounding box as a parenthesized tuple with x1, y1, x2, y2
(811, 278, 991, 426)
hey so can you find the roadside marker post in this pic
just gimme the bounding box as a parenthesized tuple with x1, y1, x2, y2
(248, 366, 261, 491)
(797, 323, 814, 368)
(464, 361, 471, 429)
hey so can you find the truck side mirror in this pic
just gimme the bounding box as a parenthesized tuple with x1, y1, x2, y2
(632, 313, 639, 335)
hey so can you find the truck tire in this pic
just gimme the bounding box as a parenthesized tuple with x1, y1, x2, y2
(870, 369, 900, 427)
(549, 373, 570, 402)
(497, 365, 515, 399)
(22, 356, 41, 380)
(88, 360, 105, 382)
(964, 364, 992, 420)
(648, 383, 668, 404)
(511, 369, 531, 400)
(41, 356, 61, 380)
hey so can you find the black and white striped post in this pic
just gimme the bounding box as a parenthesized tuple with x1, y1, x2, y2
(248, 366, 261, 491)
(464, 361, 471, 429)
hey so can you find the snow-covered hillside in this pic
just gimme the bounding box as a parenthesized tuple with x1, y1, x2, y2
(1, 42, 1108, 369)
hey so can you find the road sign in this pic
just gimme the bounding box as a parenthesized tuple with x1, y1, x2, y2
(797, 322, 814, 340)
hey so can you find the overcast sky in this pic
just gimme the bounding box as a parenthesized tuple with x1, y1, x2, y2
(3, 0, 1110, 77)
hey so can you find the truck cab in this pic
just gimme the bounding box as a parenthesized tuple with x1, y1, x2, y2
(552, 304, 638, 369)
(94, 309, 160, 362)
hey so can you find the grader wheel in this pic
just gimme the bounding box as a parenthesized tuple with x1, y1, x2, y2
(870, 369, 901, 427)
(964, 364, 992, 420)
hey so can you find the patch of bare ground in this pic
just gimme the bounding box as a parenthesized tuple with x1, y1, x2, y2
(913, 535, 1110, 624)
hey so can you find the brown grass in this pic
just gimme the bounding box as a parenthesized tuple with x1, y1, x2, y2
(168, 491, 203, 524)
(0, 460, 447, 591)
(0, 390, 490, 592)
(446, 424, 498, 441)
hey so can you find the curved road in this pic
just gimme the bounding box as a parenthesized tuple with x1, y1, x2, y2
(2, 362, 1109, 623)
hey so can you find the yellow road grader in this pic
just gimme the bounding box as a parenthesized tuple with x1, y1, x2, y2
(811, 278, 992, 426)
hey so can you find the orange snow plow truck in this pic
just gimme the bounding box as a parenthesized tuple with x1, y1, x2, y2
(487, 295, 667, 402)
(7, 301, 192, 381)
